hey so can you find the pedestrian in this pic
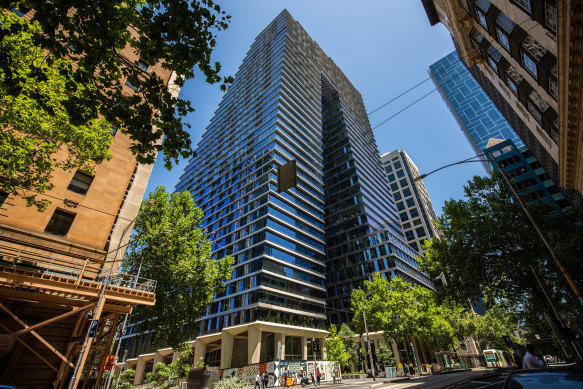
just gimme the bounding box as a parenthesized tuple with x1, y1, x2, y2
(282, 369, 288, 387)
(255, 373, 261, 389)
(316, 367, 321, 386)
(310, 371, 316, 387)
(523, 344, 545, 368)
(409, 363, 414, 377)
(262, 372, 269, 389)
(403, 364, 409, 376)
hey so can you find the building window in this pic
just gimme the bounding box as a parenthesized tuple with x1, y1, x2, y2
(393, 192, 402, 201)
(67, 171, 94, 195)
(387, 173, 395, 182)
(459, 0, 470, 12)
(125, 80, 138, 91)
(416, 227, 426, 238)
(513, 0, 532, 13)
(545, 2, 557, 33)
(406, 198, 415, 207)
(475, 0, 491, 28)
(551, 119, 559, 144)
(506, 66, 523, 95)
(487, 45, 503, 73)
(527, 90, 549, 123)
(10, 6, 30, 17)
(0, 191, 8, 206)
(496, 13, 516, 52)
(470, 28, 484, 53)
(137, 59, 149, 72)
(45, 210, 76, 237)
(396, 170, 405, 178)
(548, 66, 558, 100)
(521, 36, 546, 79)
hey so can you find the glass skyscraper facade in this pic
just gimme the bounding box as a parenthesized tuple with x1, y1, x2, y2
(429, 51, 523, 171)
(174, 10, 432, 362)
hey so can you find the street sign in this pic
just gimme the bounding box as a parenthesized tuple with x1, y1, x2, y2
(88, 320, 99, 338)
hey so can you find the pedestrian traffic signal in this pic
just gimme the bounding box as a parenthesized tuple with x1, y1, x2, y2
(313, 339, 320, 352)
(358, 349, 364, 361)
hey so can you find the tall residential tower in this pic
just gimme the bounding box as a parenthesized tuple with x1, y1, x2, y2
(172, 10, 432, 371)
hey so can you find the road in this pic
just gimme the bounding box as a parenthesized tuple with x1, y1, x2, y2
(312, 368, 509, 389)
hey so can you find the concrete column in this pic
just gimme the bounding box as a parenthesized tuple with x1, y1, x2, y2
(133, 358, 146, 385)
(221, 331, 234, 369)
(153, 352, 163, 367)
(274, 333, 285, 360)
(320, 337, 327, 360)
(194, 340, 207, 366)
(301, 336, 308, 360)
(412, 338, 423, 365)
(390, 339, 401, 366)
(248, 325, 262, 364)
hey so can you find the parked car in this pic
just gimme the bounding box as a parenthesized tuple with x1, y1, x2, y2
(503, 366, 583, 388)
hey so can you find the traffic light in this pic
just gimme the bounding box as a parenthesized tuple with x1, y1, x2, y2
(357, 349, 364, 361)
(313, 339, 320, 352)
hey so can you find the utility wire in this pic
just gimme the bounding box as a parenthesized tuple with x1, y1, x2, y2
(366, 2, 567, 119)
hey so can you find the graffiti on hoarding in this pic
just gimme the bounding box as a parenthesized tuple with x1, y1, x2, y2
(219, 360, 339, 387)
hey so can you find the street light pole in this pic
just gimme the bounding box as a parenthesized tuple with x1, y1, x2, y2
(416, 153, 583, 307)
(485, 150, 583, 307)
(362, 298, 376, 381)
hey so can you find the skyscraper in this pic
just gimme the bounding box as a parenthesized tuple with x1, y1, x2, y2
(380, 150, 441, 254)
(421, 0, 583, 204)
(173, 10, 433, 370)
(429, 51, 524, 172)
(430, 51, 569, 209)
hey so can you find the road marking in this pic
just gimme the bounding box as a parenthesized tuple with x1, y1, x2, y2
(476, 380, 505, 388)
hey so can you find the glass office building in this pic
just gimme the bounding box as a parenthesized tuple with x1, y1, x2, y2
(429, 51, 523, 172)
(380, 150, 440, 254)
(174, 10, 432, 367)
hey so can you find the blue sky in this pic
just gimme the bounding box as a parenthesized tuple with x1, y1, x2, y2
(145, 0, 486, 216)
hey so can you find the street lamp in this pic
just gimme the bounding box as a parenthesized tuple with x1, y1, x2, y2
(415, 153, 583, 307)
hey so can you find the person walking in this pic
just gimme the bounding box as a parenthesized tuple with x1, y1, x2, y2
(262, 372, 269, 389)
(316, 367, 321, 386)
(255, 373, 261, 389)
(403, 364, 409, 377)
(310, 371, 316, 387)
(523, 344, 545, 368)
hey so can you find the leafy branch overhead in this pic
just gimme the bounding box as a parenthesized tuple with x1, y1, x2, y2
(1, 1, 233, 208)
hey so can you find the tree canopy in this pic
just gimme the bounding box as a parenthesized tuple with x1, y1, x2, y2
(123, 186, 233, 348)
(1, 0, 232, 208)
(351, 274, 476, 353)
(325, 324, 351, 368)
(0, 10, 111, 210)
(421, 173, 583, 353)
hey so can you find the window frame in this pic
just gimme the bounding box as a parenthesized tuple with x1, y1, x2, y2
(544, 1, 557, 33)
(44, 209, 76, 237)
(513, 0, 532, 14)
(521, 51, 538, 78)
(506, 66, 523, 96)
(470, 28, 485, 53)
(67, 171, 94, 195)
(487, 45, 503, 73)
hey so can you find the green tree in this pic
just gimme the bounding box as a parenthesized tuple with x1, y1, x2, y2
(375, 343, 395, 368)
(474, 306, 519, 352)
(421, 173, 583, 354)
(2, 0, 232, 207)
(326, 324, 351, 368)
(338, 323, 359, 368)
(0, 10, 111, 210)
(123, 187, 233, 348)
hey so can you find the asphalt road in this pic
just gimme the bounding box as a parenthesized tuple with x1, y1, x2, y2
(313, 369, 508, 389)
